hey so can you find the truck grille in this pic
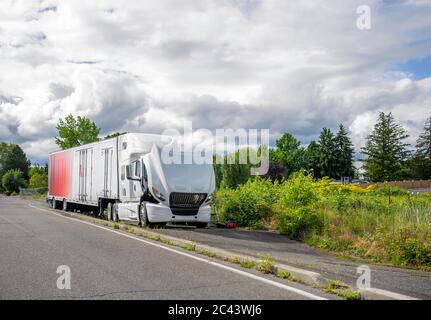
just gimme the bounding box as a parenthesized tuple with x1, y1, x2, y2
(169, 192, 207, 208)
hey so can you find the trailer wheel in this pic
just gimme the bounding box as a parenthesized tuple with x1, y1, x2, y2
(107, 203, 113, 221)
(52, 198, 57, 210)
(139, 204, 148, 228)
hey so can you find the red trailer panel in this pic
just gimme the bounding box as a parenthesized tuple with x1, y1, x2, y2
(49, 150, 72, 198)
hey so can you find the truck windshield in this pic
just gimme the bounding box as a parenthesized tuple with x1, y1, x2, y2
(160, 162, 213, 191)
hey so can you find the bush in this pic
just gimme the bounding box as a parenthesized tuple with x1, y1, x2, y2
(276, 207, 322, 239)
(215, 177, 275, 227)
(2, 169, 26, 195)
(212, 171, 431, 268)
(382, 229, 431, 267)
(29, 172, 48, 188)
(275, 172, 322, 238)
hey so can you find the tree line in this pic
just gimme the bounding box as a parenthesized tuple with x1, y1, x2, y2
(216, 112, 431, 186)
(1, 112, 430, 194)
(0, 142, 48, 194)
(51, 113, 431, 185)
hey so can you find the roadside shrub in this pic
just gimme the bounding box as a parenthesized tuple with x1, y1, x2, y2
(382, 229, 431, 267)
(277, 172, 317, 208)
(2, 169, 26, 195)
(275, 172, 322, 238)
(212, 169, 431, 269)
(215, 177, 275, 228)
(29, 172, 48, 188)
(257, 255, 275, 274)
(276, 207, 322, 239)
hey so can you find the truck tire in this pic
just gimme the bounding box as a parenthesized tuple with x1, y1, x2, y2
(195, 222, 208, 229)
(52, 199, 57, 210)
(112, 203, 119, 222)
(140, 204, 148, 228)
(107, 203, 113, 221)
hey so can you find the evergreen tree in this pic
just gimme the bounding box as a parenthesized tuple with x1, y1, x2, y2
(304, 140, 320, 178)
(361, 112, 410, 181)
(407, 156, 431, 180)
(317, 128, 336, 178)
(334, 124, 355, 179)
(407, 116, 431, 180)
(416, 116, 431, 160)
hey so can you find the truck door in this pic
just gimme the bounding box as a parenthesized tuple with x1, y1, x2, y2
(78, 148, 93, 202)
(102, 148, 113, 197)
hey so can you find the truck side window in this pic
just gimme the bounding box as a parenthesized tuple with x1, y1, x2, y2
(134, 161, 141, 178)
(143, 164, 148, 180)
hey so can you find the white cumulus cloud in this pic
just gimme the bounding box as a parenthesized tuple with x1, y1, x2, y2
(0, 0, 430, 163)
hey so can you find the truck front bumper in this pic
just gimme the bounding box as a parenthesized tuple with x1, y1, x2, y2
(145, 203, 211, 224)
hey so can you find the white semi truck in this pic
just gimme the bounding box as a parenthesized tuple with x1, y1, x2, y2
(48, 133, 215, 228)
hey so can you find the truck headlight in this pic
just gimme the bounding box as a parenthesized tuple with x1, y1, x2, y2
(205, 192, 214, 203)
(151, 186, 166, 201)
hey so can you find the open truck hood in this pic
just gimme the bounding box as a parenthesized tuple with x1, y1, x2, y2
(146, 144, 215, 201)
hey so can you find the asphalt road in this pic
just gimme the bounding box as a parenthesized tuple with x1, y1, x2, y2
(157, 225, 431, 299)
(0, 196, 334, 300)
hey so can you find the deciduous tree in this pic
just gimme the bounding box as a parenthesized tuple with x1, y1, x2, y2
(55, 115, 100, 149)
(270, 132, 305, 177)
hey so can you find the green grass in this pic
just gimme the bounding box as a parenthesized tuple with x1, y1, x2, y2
(199, 249, 217, 258)
(275, 270, 295, 281)
(240, 260, 256, 268)
(182, 244, 196, 251)
(257, 255, 275, 274)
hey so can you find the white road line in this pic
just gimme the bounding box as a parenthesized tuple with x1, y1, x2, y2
(28, 203, 328, 300)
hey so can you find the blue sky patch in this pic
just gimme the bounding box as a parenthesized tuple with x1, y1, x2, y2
(396, 56, 431, 80)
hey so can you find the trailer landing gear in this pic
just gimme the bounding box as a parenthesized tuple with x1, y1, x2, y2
(62, 199, 69, 211)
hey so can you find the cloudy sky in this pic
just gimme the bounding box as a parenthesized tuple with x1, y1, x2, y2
(1, 0, 431, 163)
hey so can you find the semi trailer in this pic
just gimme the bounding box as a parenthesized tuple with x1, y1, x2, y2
(48, 133, 215, 228)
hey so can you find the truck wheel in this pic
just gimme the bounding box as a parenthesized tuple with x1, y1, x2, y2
(112, 203, 119, 222)
(62, 199, 68, 211)
(140, 204, 148, 228)
(107, 203, 113, 221)
(52, 199, 57, 210)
